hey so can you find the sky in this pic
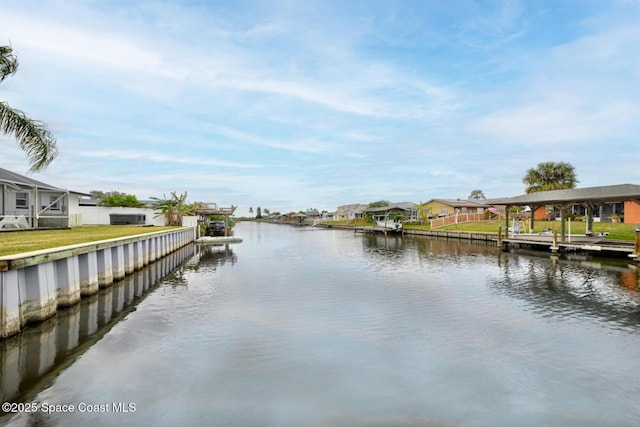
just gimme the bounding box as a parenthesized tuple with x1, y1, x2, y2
(2, 0, 640, 216)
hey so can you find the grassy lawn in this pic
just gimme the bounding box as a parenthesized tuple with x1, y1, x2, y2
(405, 220, 639, 241)
(0, 225, 181, 257)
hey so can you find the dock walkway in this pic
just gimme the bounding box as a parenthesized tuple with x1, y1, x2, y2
(503, 237, 636, 258)
(315, 223, 640, 260)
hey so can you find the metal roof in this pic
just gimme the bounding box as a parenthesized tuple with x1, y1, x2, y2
(490, 184, 640, 206)
(365, 202, 415, 213)
(0, 166, 65, 191)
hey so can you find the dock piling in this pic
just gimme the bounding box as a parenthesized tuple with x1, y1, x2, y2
(630, 226, 640, 261)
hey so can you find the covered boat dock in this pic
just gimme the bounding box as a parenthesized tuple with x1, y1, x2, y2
(491, 184, 640, 239)
(491, 184, 640, 258)
(194, 203, 239, 242)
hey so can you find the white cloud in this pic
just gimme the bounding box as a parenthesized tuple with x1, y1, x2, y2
(470, 101, 640, 145)
(79, 150, 262, 169)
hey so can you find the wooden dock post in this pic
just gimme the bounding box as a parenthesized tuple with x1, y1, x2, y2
(550, 229, 559, 254)
(630, 226, 640, 261)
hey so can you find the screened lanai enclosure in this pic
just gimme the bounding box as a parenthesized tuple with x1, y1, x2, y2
(0, 167, 70, 230)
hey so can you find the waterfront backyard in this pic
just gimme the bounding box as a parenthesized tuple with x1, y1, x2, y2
(433, 219, 639, 240)
(323, 219, 639, 241)
(0, 225, 180, 256)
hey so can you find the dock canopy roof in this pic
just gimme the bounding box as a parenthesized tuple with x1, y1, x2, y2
(490, 184, 640, 206)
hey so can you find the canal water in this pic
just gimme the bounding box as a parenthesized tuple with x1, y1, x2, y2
(2, 222, 640, 426)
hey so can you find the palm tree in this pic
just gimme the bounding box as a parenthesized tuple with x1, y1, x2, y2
(1, 44, 58, 172)
(151, 191, 189, 226)
(522, 162, 578, 193)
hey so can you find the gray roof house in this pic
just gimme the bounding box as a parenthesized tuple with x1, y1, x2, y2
(0, 167, 89, 230)
(337, 202, 419, 222)
(364, 202, 418, 221)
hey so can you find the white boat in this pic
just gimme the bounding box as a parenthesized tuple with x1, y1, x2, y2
(374, 215, 403, 231)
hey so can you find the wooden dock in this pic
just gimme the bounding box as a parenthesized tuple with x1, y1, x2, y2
(502, 237, 637, 259)
(354, 226, 404, 234)
(314, 223, 640, 260)
(195, 236, 243, 244)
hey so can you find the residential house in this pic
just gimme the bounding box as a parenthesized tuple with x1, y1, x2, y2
(305, 209, 321, 220)
(418, 199, 490, 220)
(364, 202, 418, 221)
(322, 211, 336, 221)
(534, 201, 635, 223)
(335, 204, 369, 221)
(491, 184, 640, 225)
(0, 167, 89, 229)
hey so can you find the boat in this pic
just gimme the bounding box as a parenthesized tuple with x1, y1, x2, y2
(374, 214, 403, 231)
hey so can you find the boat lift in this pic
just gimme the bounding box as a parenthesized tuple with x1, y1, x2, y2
(194, 203, 242, 243)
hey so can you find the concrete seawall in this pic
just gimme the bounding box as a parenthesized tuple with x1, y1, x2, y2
(1, 244, 194, 403)
(0, 227, 195, 339)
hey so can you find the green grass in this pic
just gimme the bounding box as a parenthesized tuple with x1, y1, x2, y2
(405, 220, 639, 241)
(0, 225, 181, 257)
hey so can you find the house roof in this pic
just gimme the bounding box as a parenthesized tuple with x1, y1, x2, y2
(364, 202, 415, 213)
(426, 198, 489, 208)
(0, 166, 65, 191)
(337, 203, 369, 212)
(490, 184, 640, 206)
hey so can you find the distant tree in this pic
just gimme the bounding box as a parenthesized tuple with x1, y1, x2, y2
(368, 200, 390, 208)
(256, 207, 262, 218)
(1, 44, 58, 172)
(469, 189, 486, 199)
(248, 207, 253, 217)
(263, 208, 270, 216)
(90, 190, 107, 199)
(97, 192, 144, 207)
(523, 162, 578, 193)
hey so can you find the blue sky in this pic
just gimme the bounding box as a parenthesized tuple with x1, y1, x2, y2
(2, 0, 639, 216)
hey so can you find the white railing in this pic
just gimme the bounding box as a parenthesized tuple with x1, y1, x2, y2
(430, 213, 505, 229)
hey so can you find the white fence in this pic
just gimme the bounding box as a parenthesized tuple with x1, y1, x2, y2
(74, 206, 165, 226)
(430, 213, 506, 229)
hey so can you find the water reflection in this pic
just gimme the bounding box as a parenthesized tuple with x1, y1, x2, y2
(0, 244, 194, 406)
(365, 232, 640, 332)
(183, 244, 238, 273)
(361, 233, 409, 262)
(489, 250, 640, 332)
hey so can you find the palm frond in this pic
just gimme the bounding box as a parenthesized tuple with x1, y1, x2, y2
(0, 45, 19, 82)
(0, 101, 58, 172)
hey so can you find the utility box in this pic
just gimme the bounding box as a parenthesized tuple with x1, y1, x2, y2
(109, 214, 146, 225)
